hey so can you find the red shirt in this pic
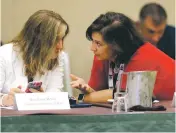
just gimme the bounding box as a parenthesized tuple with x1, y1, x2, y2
(88, 42, 175, 100)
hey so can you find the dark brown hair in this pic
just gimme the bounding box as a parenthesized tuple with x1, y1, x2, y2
(86, 12, 144, 64)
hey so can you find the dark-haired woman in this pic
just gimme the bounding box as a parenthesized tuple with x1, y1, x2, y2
(71, 12, 174, 103)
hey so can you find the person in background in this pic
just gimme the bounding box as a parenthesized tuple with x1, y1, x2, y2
(71, 12, 175, 103)
(137, 2, 175, 59)
(0, 10, 69, 107)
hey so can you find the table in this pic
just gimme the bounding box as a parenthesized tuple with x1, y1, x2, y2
(1, 101, 175, 132)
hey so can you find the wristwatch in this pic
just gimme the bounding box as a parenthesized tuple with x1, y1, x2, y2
(78, 94, 85, 103)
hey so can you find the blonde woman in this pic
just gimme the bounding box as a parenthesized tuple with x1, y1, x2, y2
(0, 10, 69, 106)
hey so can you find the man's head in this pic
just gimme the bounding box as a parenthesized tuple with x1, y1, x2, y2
(139, 3, 167, 45)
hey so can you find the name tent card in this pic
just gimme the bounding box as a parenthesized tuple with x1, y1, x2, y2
(14, 92, 70, 110)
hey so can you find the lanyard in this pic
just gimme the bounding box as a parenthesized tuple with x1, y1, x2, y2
(108, 63, 124, 89)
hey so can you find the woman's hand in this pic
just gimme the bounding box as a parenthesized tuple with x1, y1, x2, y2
(26, 81, 44, 93)
(70, 74, 86, 88)
(2, 87, 23, 106)
(1, 85, 44, 107)
(70, 74, 95, 94)
(29, 87, 44, 93)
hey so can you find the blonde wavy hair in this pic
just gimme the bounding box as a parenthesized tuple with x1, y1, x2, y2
(11, 10, 69, 77)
